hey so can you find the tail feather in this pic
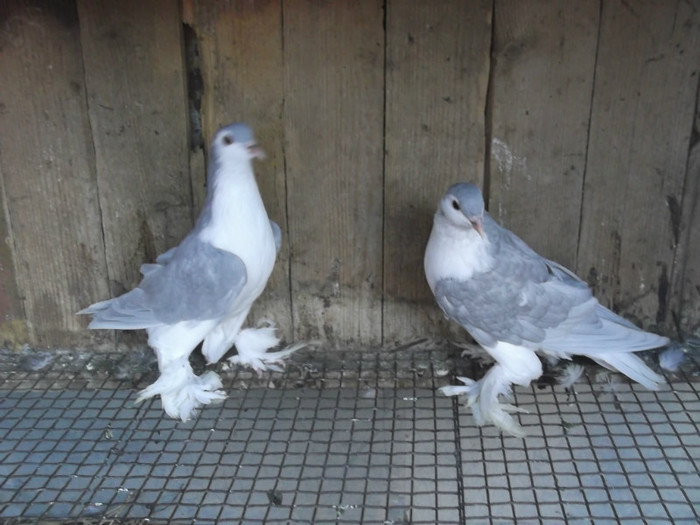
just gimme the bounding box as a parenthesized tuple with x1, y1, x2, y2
(591, 352, 665, 390)
(545, 317, 669, 356)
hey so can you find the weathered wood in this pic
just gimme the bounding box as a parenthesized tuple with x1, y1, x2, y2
(488, 0, 599, 269)
(383, 0, 492, 345)
(0, 0, 110, 347)
(77, 0, 192, 302)
(0, 165, 27, 349)
(578, 0, 700, 331)
(186, 0, 293, 341)
(671, 92, 700, 337)
(284, 0, 385, 344)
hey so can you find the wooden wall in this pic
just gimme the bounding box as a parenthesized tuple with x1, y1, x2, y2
(0, 0, 698, 351)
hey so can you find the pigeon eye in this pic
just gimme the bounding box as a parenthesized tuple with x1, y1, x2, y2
(451, 200, 460, 211)
(222, 135, 234, 146)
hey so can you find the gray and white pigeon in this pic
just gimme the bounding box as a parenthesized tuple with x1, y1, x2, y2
(425, 182, 669, 436)
(79, 123, 302, 421)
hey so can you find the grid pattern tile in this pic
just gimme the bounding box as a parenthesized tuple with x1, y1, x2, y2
(0, 345, 698, 524)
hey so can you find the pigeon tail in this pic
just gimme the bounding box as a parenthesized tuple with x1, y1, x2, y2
(229, 321, 306, 373)
(440, 365, 529, 438)
(590, 352, 664, 390)
(135, 355, 226, 422)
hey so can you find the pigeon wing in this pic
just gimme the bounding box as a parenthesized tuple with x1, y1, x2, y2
(81, 235, 247, 329)
(270, 220, 282, 253)
(434, 218, 593, 349)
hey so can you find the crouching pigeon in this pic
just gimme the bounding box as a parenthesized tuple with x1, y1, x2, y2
(79, 123, 304, 421)
(425, 183, 669, 437)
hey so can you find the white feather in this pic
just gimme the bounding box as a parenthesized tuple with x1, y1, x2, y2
(658, 344, 685, 372)
(424, 213, 493, 292)
(558, 362, 585, 390)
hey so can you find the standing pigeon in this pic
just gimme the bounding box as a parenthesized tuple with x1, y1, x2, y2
(425, 183, 669, 437)
(79, 123, 302, 421)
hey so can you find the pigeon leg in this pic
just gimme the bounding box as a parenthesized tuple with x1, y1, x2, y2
(440, 342, 543, 437)
(229, 320, 306, 374)
(440, 366, 528, 437)
(138, 322, 226, 422)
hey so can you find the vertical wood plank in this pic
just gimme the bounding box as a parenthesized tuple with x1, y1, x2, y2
(284, 0, 385, 344)
(0, 0, 110, 347)
(187, 0, 293, 340)
(578, 0, 700, 330)
(672, 94, 700, 337)
(383, 0, 492, 344)
(0, 165, 27, 348)
(77, 0, 192, 302)
(488, 0, 599, 269)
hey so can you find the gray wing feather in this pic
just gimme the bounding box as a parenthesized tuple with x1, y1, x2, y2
(81, 235, 247, 328)
(270, 220, 282, 253)
(156, 246, 177, 264)
(434, 217, 592, 348)
(435, 214, 666, 354)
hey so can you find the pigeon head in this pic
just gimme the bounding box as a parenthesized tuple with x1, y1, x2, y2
(439, 183, 486, 237)
(211, 123, 265, 161)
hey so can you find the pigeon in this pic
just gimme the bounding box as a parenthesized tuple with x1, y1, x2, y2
(425, 182, 669, 437)
(79, 123, 303, 421)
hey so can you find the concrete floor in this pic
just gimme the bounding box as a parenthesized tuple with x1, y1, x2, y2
(0, 345, 698, 524)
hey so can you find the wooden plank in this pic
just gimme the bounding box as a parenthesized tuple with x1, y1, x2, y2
(0, 0, 110, 347)
(383, 0, 492, 344)
(671, 93, 700, 337)
(77, 0, 192, 308)
(186, 0, 293, 340)
(0, 164, 27, 349)
(284, 0, 384, 344)
(488, 0, 599, 269)
(578, 0, 700, 331)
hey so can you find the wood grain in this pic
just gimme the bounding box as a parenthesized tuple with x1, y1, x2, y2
(187, 0, 293, 340)
(671, 92, 700, 337)
(578, 0, 700, 331)
(77, 0, 192, 298)
(284, 0, 385, 344)
(0, 164, 27, 349)
(0, 0, 110, 347)
(488, 0, 599, 269)
(383, 0, 492, 345)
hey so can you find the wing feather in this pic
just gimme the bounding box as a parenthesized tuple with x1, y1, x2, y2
(434, 214, 666, 354)
(80, 234, 247, 329)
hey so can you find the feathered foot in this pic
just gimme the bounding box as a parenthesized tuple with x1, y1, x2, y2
(440, 365, 528, 438)
(229, 321, 306, 374)
(135, 361, 226, 422)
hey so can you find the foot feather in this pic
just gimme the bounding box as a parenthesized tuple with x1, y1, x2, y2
(440, 366, 529, 438)
(229, 322, 308, 373)
(136, 365, 226, 422)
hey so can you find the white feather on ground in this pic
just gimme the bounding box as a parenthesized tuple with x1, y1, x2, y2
(658, 344, 686, 372)
(558, 363, 585, 391)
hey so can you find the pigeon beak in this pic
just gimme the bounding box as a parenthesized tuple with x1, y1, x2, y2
(471, 217, 485, 238)
(246, 142, 266, 160)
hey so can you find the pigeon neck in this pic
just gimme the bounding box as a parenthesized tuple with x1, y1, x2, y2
(197, 160, 268, 251)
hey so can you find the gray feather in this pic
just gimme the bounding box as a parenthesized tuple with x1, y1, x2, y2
(270, 220, 282, 253)
(80, 234, 247, 328)
(434, 210, 668, 355)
